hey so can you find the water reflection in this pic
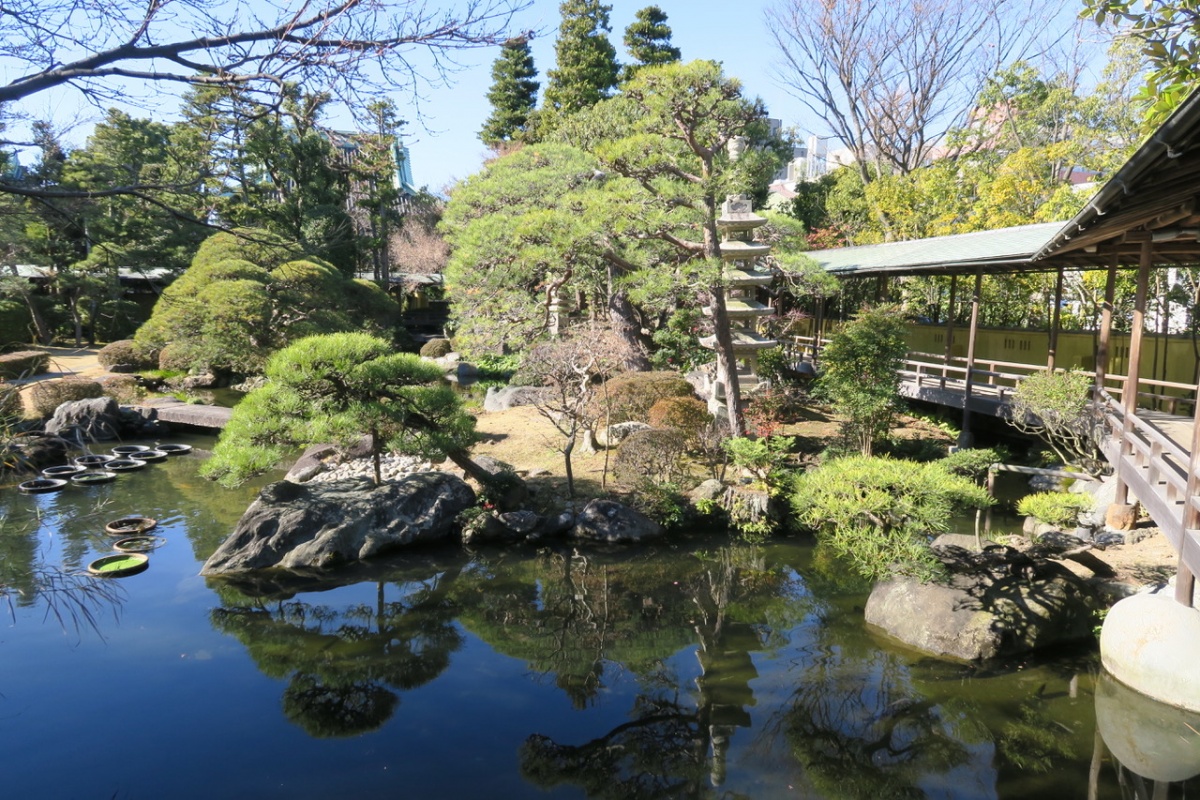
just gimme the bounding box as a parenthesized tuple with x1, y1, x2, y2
(209, 559, 466, 737)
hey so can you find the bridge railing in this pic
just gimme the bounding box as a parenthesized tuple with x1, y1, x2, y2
(1099, 391, 1200, 606)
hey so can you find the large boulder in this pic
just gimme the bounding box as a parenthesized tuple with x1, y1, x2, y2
(201, 472, 476, 574)
(483, 385, 548, 412)
(571, 499, 662, 543)
(864, 544, 1098, 661)
(44, 396, 122, 442)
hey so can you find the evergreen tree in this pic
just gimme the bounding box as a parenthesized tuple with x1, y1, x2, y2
(480, 36, 540, 147)
(543, 0, 620, 116)
(622, 6, 680, 81)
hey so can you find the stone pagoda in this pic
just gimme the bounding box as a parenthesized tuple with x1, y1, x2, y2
(699, 194, 778, 417)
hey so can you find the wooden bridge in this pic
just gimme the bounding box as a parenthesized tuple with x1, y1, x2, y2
(786, 334, 1200, 608)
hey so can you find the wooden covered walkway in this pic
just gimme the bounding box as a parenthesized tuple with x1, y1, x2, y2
(798, 88, 1200, 610)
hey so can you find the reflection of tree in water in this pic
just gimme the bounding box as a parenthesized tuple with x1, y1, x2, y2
(210, 563, 464, 738)
(0, 498, 124, 635)
(516, 544, 804, 798)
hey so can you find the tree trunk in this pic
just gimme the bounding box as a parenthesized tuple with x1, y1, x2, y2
(607, 290, 651, 370)
(709, 287, 744, 435)
(562, 434, 575, 499)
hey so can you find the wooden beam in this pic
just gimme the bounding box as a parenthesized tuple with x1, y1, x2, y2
(959, 269, 982, 447)
(1095, 250, 1118, 399)
(1048, 267, 1064, 371)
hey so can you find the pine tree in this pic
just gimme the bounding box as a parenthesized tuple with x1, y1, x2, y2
(622, 6, 680, 81)
(480, 36, 540, 147)
(543, 0, 620, 115)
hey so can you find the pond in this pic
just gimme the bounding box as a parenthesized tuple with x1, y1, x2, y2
(2, 438, 1198, 799)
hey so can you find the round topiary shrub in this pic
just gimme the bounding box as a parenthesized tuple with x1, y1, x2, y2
(0, 350, 50, 380)
(593, 371, 695, 426)
(98, 374, 142, 405)
(30, 378, 105, 418)
(614, 428, 688, 486)
(420, 338, 454, 358)
(1016, 491, 1094, 529)
(98, 340, 157, 370)
(648, 396, 713, 448)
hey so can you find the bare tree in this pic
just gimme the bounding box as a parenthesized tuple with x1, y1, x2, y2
(0, 0, 528, 198)
(519, 325, 631, 498)
(765, 0, 1054, 236)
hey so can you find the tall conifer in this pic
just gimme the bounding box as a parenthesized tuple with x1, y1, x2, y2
(622, 6, 680, 81)
(480, 36, 539, 147)
(543, 0, 620, 115)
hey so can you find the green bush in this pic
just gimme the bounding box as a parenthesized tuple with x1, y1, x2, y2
(157, 343, 193, 372)
(420, 338, 454, 358)
(725, 435, 795, 489)
(938, 447, 1004, 481)
(649, 308, 713, 372)
(592, 371, 695, 426)
(1016, 491, 1094, 528)
(614, 428, 688, 486)
(790, 455, 992, 581)
(98, 339, 157, 370)
(0, 299, 30, 346)
(647, 396, 712, 447)
(29, 378, 104, 417)
(0, 350, 49, 379)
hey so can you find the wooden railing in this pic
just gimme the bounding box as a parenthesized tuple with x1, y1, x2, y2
(1099, 391, 1200, 606)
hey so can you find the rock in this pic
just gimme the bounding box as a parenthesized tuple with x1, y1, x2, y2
(1096, 531, 1126, 546)
(498, 510, 542, 535)
(930, 533, 997, 553)
(44, 396, 122, 442)
(230, 376, 267, 392)
(201, 472, 476, 574)
(689, 479, 725, 503)
(285, 444, 339, 482)
(1101, 590, 1200, 712)
(1105, 502, 1139, 531)
(1077, 473, 1119, 528)
(539, 511, 575, 538)
(181, 371, 218, 390)
(595, 421, 652, 448)
(107, 364, 137, 373)
(1034, 530, 1088, 551)
(3, 432, 69, 472)
(483, 385, 548, 412)
(1128, 527, 1157, 545)
(864, 545, 1098, 661)
(571, 499, 662, 543)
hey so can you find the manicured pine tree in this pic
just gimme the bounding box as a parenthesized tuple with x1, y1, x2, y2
(622, 6, 680, 81)
(543, 0, 620, 115)
(480, 36, 540, 147)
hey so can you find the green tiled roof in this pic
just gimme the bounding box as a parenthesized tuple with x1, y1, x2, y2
(809, 222, 1065, 277)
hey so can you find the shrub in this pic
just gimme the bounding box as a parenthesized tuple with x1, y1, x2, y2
(725, 435, 795, 489)
(790, 455, 992, 581)
(649, 308, 713, 372)
(756, 346, 792, 386)
(626, 480, 689, 530)
(1006, 370, 1103, 474)
(98, 374, 142, 405)
(593, 371, 694, 426)
(0, 381, 22, 420)
(420, 338, 454, 358)
(0, 350, 49, 380)
(648, 396, 712, 447)
(1016, 491, 1094, 528)
(98, 340, 157, 370)
(29, 378, 104, 417)
(614, 428, 688, 486)
(744, 387, 797, 437)
(939, 447, 1004, 482)
(158, 343, 194, 372)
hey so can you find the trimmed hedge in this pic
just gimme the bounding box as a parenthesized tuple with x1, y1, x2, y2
(0, 350, 50, 380)
(98, 374, 142, 404)
(647, 396, 712, 447)
(98, 340, 157, 370)
(614, 428, 688, 486)
(420, 338, 454, 358)
(593, 371, 695, 426)
(29, 378, 104, 418)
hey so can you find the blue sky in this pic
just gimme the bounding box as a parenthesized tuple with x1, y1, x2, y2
(398, 0, 799, 192)
(6, 0, 1103, 194)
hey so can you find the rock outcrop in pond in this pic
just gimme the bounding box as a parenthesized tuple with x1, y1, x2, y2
(864, 537, 1099, 661)
(201, 472, 476, 574)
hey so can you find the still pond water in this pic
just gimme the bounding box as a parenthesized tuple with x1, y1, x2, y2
(2, 437, 1199, 799)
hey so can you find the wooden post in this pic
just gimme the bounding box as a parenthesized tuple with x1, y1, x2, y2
(1179, 403, 1200, 606)
(943, 274, 958, 386)
(959, 269, 982, 447)
(1095, 252, 1118, 400)
(1116, 240, 1153, 505)
(875, 275, 886, 303)
(1047, 267, 1064, 371)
